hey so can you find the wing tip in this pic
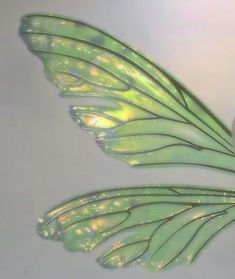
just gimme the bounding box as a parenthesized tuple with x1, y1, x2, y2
(69, 106, 93, 131)
(19, 13, 72, 37)
(37, 215, 61, 240)
(70, 106, 80, 123)
(96, 257, 117, 269)
(19, 13, 91, 32)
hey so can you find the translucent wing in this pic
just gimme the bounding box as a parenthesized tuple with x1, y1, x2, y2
(38, 185, 235, 271)
(20, 14, 235, 172)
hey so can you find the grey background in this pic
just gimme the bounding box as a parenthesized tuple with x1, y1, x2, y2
(1, 0, 235, 278)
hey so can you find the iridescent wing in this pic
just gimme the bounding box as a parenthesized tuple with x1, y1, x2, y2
(20, 14, 235, 172)
(38, 185, 235, 271)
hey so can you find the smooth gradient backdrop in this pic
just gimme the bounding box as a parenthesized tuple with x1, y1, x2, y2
(1, 1, 235, 278)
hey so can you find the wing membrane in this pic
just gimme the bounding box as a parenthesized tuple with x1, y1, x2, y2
(37, 185, 235, 271)
(20, 14, 235, 172)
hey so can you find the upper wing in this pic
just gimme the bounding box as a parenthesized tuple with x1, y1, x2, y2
(37, 185, 235, 271)
(20, 14, 235, 172)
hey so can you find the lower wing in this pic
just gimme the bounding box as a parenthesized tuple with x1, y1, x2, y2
(37, 185, 235, 271)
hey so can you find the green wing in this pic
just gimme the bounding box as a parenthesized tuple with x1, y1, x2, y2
(20, 14, 235, 172)
(38, 185, 235, 271)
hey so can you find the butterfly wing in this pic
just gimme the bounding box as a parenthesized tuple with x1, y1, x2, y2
(37, 185, 235, 271)
(19, 14, 235, 172)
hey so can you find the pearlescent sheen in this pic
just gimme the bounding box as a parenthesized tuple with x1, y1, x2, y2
(37, 185, 235, 271)
(19, 13, 235, 173)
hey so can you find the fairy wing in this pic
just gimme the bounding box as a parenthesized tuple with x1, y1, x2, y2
(38, 185, 235, 271)
(20, 14, 235, 172)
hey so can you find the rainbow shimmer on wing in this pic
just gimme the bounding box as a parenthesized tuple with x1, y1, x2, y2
(20, 13, 235, 173)
(19, 13, 235, 272)
(37, 185, 235, 271)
